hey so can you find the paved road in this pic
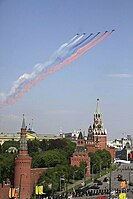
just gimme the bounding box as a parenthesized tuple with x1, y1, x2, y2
(66, 163, 133, 199)
(73, 192, 133, 199)
(101, 163, 133, 190)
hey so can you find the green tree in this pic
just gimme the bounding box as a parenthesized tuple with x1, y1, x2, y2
(38, 162, 88, 194)
(31, 138, 75, 168)
(28, 139, 40, 154)
(31, 152, 41, 168)
(78, 161, 87, 179)
(48, 139, 67, 150)
(89, 149, 111, 174)
(39, 139, 49, 151)
(2, 140, 19, 153)
(43, 150, 64, 167)
(61, 138, 76, 161)
(0, 153, 17, 183)
(95, 149, 111, 168)
(38, 168, 60, 193)
(38, 165, 76, 193)
(0, 144, 2, 153)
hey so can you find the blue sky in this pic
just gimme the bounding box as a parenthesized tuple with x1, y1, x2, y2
(0, 0, 133, 140)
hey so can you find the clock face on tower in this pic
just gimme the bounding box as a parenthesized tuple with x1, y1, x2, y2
(97, 124, 101, 129)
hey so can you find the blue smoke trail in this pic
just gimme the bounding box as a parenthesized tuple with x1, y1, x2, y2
(73, 32, 100, 49)
(0, 30, 114, 108)
(73, 33, 93, 48)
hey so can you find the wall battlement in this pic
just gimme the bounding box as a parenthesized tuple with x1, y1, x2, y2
(0, 180, 11, 199)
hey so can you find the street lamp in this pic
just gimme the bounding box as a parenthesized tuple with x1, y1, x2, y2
(99, 161, 103, 177)
(60, 177, 65, 192)
(129, 170, 133, 190)
(91, 163, 96, 181)
(65, 178, 68, 199)
(109, 164, 112, 199)
(83, 166, 88, 186)
(84, 168, 86, 186)
(129, 171, 131, 190)
(73, 170, 77, 183)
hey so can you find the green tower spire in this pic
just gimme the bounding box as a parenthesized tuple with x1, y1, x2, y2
(22, 114, 26, 129)
(19, 114, 28, 154)
(96, 98, 101, 114)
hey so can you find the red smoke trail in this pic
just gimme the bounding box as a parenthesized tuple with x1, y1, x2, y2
(0, 31, 113, 108)
(32, 31, 112, 82)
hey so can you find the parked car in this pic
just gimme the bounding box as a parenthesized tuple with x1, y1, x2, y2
(97, 181, 103, 185)
(94, 179, 103, 185)
(89, 184, 100, 189)
(103, 177, 109, 182)
(117, 174, 123, 181)
(129, 182, 133, 186)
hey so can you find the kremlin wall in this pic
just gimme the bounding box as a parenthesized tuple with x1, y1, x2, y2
(0, 99, 115, 199)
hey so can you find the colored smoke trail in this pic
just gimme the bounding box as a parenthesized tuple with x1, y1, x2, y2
(73, 33, 93, 48)
(0, 30, 114, 108)
(0, 34, 80, 106)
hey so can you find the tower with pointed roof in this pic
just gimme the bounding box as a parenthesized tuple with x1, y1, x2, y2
(87, 99, 107, 149)
(14, 114, 32, 199)
(71, 131, 90, 176)
(93, 99, 107, 148)
(71, 99, 115, 174)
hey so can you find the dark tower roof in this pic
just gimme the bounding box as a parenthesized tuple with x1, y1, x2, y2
(75, 131, 86, 153)
(88, 125, 92, 130)
(78, 131, 84, 140)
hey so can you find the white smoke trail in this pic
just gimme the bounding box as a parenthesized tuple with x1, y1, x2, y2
(0, 31, 113, 108)
(48, 33, 85, 63)
(0, 34, 81, 104)
(50, 34, 79, 59)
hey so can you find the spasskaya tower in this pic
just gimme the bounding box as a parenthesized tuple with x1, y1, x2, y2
(91, 99, 107, 149)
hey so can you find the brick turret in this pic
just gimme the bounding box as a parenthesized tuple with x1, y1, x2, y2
(71, 131, 90, 176)
(14, 114, 32, 199)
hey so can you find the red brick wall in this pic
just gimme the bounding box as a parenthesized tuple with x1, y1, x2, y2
(93, 135, 107, 149)
(0, 182, 10, 199)
(106, 146, 115, 161)
(86, 144, 96, 153)
(98, 136, 107, 149)
(30, 168, 48, 194)
(71, 153, 90, 176)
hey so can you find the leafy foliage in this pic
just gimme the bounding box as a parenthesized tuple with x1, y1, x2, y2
(0, 153, 17, 183)
(38, 163, 86, 193)
(96, 149, 111, 167)
(0, 138, 112, 193)
(28, 139, 40, 154)
(39, 139, 49, 151)
(31, 138, 76, 168)
(0, 145, 2, 154)
(48, 139, 68, 150)
(32, 149, 68, 168)
(88, 149, 111, 174)
(1, 140, 19, 153)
